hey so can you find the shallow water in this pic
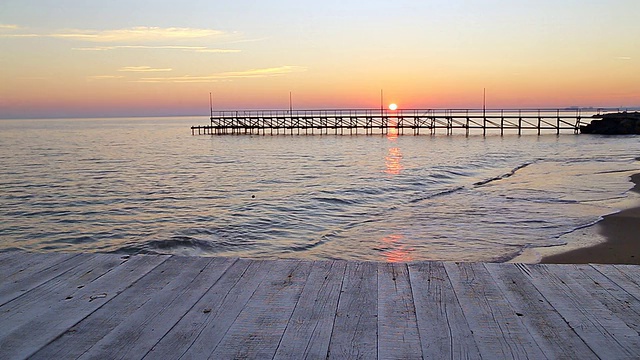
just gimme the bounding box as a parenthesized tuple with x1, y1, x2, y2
(1, 116, 639, 262)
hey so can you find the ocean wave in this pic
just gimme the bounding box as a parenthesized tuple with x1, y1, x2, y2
(284, 236, 329, 252)
(504, 196, 579, 204)
(119, 234, 248, 255)
(473, 162, 533, 186)
(407, 186, 466, 204)
(312, 196, 358, 205)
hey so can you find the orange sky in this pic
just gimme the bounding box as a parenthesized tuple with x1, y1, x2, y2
(1, 1, 638, 118)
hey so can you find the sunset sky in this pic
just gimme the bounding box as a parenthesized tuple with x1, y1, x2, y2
(1, 0, 638, 118)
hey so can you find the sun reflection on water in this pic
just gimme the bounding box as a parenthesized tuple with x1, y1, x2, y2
(380, 116, 412, 262)
(380, 234, 414, 262)
(384, 147, 403, 175)
(384, 118, 403, 175)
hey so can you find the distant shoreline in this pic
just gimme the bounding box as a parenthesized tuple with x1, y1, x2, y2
(539, 173, 640, 265)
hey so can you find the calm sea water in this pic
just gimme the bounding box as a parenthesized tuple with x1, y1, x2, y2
(1, 116, 639, 262)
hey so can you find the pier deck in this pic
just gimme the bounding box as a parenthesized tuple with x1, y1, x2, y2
(1, 251, 640, 359)
(190, 108, 608, 136)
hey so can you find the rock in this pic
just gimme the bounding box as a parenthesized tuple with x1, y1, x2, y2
(580, 112, 640, 135)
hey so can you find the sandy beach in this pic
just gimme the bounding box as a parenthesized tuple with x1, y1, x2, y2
(540, 173, 640, 265)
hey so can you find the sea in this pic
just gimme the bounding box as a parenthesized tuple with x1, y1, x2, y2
(1, 115, 639, 262)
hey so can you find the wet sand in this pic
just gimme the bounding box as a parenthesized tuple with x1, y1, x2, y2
(540, 173, 640, 264)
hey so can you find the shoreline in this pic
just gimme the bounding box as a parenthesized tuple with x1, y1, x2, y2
(538, 173, 640, 265)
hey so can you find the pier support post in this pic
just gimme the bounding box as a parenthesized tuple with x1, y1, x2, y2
(537, 110, 541, 135)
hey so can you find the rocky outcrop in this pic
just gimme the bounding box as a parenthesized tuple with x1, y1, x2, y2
(580, 112, 640, 135)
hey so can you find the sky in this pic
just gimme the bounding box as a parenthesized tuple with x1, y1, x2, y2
(1, 0, 639, 118)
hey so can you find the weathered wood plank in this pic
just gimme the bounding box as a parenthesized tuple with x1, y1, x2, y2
(485, 263, 598, 359)
(31, 256, 234, 360)
(0, 250, 17, 263)
(143, 258, 264, 359)
(523, 263, 640, 359)
(0, 254, 168, 360)
(0, 251, 43, 273)
(408, 261, 481, 359)
(0, 252, 73, 279)
(593, 264, 640, 301)
(613, 264, 640, 285)
(377, 262, 421, 359)
(445, 262, 547, 359)
(76, 256, 235, 360)
(0, 252, 83, 306)
(0, 251, 44, 272)
(273, 260, 346, 360)
(327, 261, 378, 359)
(209, 259, 313, 359)
(0, 253, 115, 337)
(572, 264, 640, 333)
(2, 252, 640, 360)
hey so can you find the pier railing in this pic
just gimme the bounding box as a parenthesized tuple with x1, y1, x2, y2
(191, 108, 617, 136)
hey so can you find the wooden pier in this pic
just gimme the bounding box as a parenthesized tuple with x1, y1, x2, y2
(190, 108, 606, 136)
(2, 251, 640, 359)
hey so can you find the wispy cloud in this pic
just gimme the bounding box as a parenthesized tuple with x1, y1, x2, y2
(138, 66, 307, 83)
(0, 34, 40, 38)
(0, 26, 227, 42)
(0, 24, 20, 30)
(194, 48, 241, 53)
(615, 56, 632, 60)
(72, 45, 240, 53)
(118, 66, 172, 72)
(55, 27, 224, 42)
(87, 75, 125, 81)
(0, 24, 38, 38)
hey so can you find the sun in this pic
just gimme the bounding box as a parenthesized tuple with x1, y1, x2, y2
(388, 103, 398, 111)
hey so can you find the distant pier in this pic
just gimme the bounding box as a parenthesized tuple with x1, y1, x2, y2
(191, 108, 612, 136)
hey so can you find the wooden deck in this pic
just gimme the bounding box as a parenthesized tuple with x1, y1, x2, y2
(1, 251, 640, 359)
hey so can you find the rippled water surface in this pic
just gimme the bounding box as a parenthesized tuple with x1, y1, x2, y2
(1, 116, 639, 262)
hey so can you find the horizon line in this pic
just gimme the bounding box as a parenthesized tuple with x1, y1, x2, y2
(2, 106, 639, 121)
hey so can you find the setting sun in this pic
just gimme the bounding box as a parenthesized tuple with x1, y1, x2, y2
(388, 103, 398, 111)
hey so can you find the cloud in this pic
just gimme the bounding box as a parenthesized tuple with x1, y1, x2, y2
(194, 48, 241, 53)
(118, 66, 172, 72)
(72, 45, 240, 53)
(615, 56, 632, 60)
(0, 26, 227, 42)
(138, 65, 307, 83)
(87, 75, 125, 81)
(0, 24, 20, 30)
(0, 24, 38, 37)
(54, 27, 225, 42)
(0, 34, 40, 38)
